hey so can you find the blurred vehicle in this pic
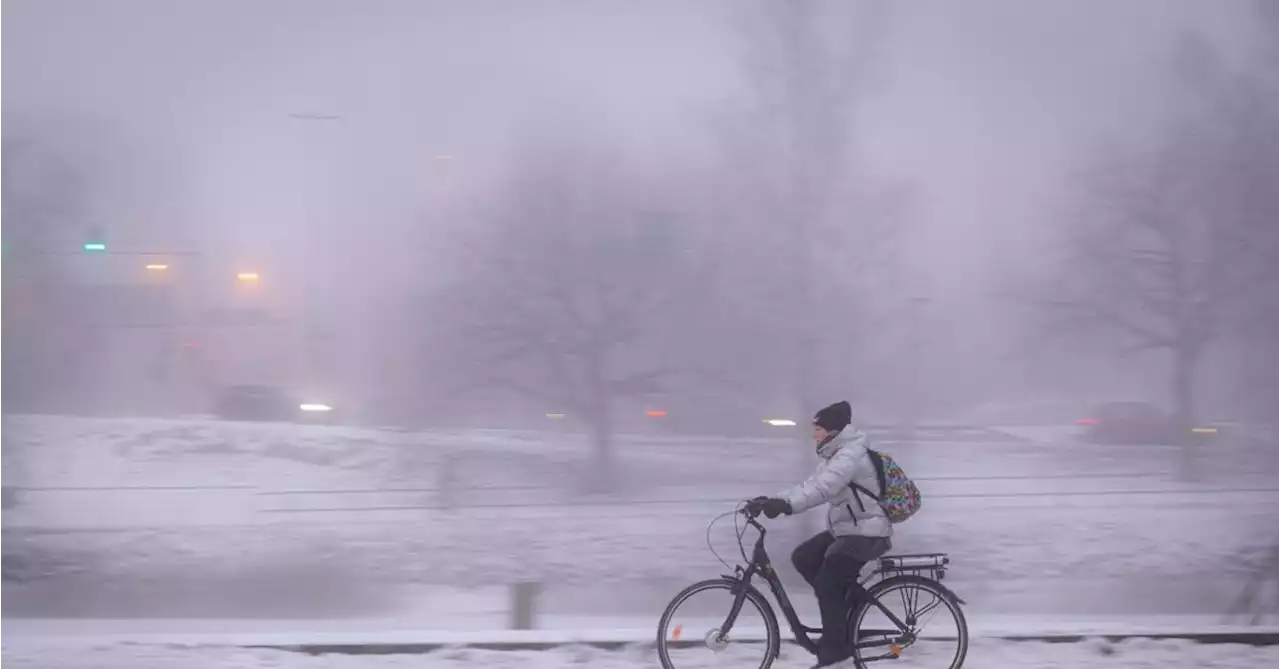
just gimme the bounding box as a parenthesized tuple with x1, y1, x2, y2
(214, 385, 337, 424)
(1077, 401, 1216, 445)
(953, 399, 1084, 426)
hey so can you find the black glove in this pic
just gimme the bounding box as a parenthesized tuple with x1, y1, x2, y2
(745, 497, 792, 519)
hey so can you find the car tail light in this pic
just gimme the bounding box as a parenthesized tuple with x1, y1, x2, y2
(1076, 417, 1098, 425)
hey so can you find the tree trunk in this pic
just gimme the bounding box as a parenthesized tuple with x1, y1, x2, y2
(586, 402, 616, 493)
(1173, 343, 1200, 482)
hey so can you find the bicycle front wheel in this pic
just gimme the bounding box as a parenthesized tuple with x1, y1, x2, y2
(850, 575, 969, 669)
(656, 578, 782, 669)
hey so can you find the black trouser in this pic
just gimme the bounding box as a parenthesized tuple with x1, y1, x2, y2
(791, 532, 886, 664)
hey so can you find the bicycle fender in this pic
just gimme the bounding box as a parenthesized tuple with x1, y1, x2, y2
(717, 576, 778, 610)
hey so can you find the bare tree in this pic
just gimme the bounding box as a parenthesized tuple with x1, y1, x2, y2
(715, 0, 906, 418)
(1, 129, 95, 412)
(698, 0, 912, 548)
(1031, 24, 1275, 474)
(442, 143, 711, 488)
(1207, 2, 1279, 425)
(1223, 3, 1280, 606)
(1, 125, 97, 506)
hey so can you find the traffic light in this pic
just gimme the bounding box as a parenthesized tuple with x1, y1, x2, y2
(84, 226, 106, 252)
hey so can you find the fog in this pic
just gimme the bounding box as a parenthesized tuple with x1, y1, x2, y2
(2, 1, 1276, 665)
(5, 0, 1271, 420)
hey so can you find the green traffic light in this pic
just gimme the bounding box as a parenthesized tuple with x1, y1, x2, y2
(83, 242, 106, 251)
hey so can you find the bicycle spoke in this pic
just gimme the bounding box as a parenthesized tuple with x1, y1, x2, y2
(657, 580, 778, 669)
(886, 579, 948, 639)
(852, 579, 968, 669)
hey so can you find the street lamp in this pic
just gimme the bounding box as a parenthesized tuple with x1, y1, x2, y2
(145, 264, 169, 271)
(236, 272, 260, 282)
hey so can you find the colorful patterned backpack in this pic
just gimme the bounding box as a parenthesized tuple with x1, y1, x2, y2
(852, 450, 922, 524)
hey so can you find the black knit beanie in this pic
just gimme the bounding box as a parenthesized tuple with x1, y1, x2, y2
(813, 401, 852, 433)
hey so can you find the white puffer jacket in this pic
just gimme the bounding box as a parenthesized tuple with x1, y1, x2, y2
(778, 428, 892, 538)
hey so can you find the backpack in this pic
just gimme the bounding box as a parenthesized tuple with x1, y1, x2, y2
(851, 449, 922, 524)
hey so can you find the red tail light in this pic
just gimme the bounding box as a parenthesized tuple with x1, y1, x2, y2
(1075, 417, 1098, 425)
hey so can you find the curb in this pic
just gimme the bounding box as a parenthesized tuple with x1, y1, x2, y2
(261, 631, 1279, 655)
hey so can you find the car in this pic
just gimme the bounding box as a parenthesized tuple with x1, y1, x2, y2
(952, 399, 1084, 427)
(214, 385, 338, 424)
(1077, 401, 1215, 445)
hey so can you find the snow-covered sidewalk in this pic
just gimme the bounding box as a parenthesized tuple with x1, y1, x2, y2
(5, 614, 1274, 647)
(2, 637, 1277, 668)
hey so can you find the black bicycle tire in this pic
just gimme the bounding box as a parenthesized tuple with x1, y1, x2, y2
(848, 574, 970, 669)
(656, 578, 782, 669)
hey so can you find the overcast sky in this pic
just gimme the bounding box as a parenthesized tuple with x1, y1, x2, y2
(4, 0, 1251, 293)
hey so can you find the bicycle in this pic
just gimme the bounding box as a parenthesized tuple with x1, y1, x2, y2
(656, 505, 969, 668)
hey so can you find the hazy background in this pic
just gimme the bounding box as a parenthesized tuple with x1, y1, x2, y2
(5, 0, 1273, 421)
(2, 0, 1276, 647)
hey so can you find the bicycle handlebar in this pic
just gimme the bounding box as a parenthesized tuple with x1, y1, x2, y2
(738, 505, 766, 530)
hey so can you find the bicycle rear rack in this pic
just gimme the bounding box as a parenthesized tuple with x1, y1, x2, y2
(877, 553, 950, 581)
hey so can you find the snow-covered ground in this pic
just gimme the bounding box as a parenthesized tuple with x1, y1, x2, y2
(2, 637, 1277, 669)
(6, 490, 1272, 587)
(4, 612, 1271, 643)
(3, 414, 1276, 623)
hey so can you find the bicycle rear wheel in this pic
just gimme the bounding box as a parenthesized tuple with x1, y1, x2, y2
(850, 575, 969, 668)
(656, 578, 781, 669)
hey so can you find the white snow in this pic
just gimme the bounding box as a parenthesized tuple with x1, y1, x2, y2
(1, 637, 1276, 669)
(3, 614, 1273, 646)
(6, 483, 1271, 589)
(4, 414, 1276, 627)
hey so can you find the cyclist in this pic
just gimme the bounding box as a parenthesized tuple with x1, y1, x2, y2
(745, 400, 891, 669)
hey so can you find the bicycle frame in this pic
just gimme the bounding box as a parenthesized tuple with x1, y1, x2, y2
(717, 512, 914, 655)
